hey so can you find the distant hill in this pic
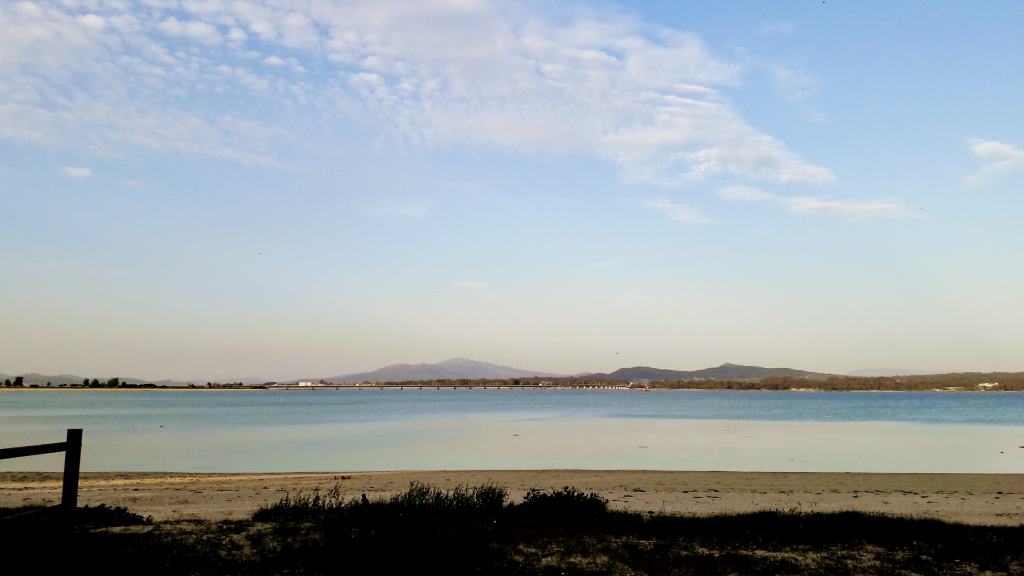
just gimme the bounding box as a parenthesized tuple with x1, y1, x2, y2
(587, 363, 831, 382)
(0, 361, 860, 388)
(0, 372, 191, 387)
(320, 358, 560, 383)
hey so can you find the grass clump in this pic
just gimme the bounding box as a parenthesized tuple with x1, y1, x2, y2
(253, 481, 509, 523)
(0, 503, 150, 528)
(4, 485, 1024, 574)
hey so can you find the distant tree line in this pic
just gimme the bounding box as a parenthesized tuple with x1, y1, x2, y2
(296, 373, 1024, 392)
(203, 382, 260, 389)
(314, 377, 560, 388)
(609, 373, 1024, 392)
(73, 377, 165, 389)
(7, 372, 1022, 392)
(641, 373, 1022, 392)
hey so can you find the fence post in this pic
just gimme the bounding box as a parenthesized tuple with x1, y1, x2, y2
(61, 428, 82, 512)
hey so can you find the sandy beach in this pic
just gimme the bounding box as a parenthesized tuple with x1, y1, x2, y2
(3, 470, 1022, 525)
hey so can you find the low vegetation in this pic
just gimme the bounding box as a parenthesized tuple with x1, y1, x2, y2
(3, 483, 1022, 574)
(274, 371, 1024, 391)
(5, 370, 1024, 391)
(647, 372, 1024, 391)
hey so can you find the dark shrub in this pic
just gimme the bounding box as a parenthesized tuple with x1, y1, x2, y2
(518, 486, 608, 520)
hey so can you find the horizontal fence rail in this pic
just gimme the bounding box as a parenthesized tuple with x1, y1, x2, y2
(0, 429, 82, 512)
(0, 441, 69, 460)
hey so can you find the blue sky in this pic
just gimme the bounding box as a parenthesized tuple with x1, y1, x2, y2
(2, 0, 1023, 380)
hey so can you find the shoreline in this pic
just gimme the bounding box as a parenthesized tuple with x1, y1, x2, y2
(2, 387, 1020, 393)
(3, 470, 1022, 525)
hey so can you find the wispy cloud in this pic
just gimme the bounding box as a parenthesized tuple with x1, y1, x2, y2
(0, 3, 287, 166)
(784, 196, 911, 220)
(717, 185, 775, 202)
(451, 281, 489, 289)
(717, 186, 913, 221)
(61, 166, 93, 178)
(157, 17, 222, 45)
(769, 64, 815, 101)
(0, 1, 832, 185)
(966, 138, 1024, 183)
(767, 63, 825, 122)
(645, 198, 713, 223)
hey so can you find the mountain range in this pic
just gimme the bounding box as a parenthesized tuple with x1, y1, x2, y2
(313, 358, 559, 383)
(4, 360, 902, 387)
(585, 363, 831, 382)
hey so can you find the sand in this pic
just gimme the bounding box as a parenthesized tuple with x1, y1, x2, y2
(2, 470, 1022, 525)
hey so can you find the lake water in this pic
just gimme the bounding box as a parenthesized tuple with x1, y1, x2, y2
(2, 389, 1023, 473)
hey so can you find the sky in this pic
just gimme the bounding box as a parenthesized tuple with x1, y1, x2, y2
(2, 0, 1023, 381)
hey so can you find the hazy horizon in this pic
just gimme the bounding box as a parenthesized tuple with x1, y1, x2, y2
(3, 1, 1023, 381)
(0, 357, 998, 385)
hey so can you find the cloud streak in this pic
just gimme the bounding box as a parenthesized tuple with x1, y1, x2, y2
(784, 196, 911, 220)
(717, 186, 912, 221)
(645, 198, 713, 223)
(717, 185, 775, 202)
(966, 138, 1024, 183)
(61, 166, 93, 178)
(0, 0, 833, 186)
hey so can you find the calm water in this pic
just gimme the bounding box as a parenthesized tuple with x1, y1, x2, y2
(2, 389, 1023, 473)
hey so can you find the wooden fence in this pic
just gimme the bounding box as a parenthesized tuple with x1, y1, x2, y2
(0, 429, 82, 511)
